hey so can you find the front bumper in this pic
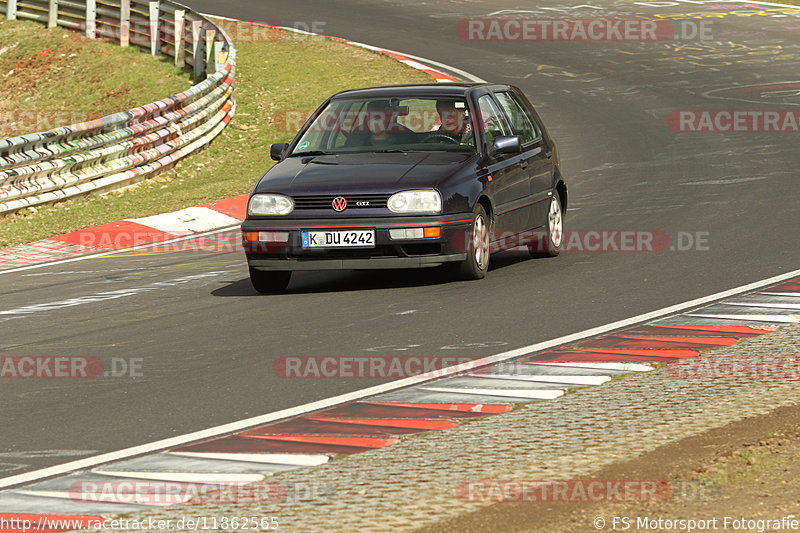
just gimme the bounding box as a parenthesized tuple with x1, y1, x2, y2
(241, 214, 471, 271)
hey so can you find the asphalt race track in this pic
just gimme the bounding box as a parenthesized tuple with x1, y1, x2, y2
(1, 0, 799, 480)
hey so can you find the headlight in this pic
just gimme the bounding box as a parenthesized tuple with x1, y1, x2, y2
(387, 190, 442, 214)
(248, 194, 294, 216)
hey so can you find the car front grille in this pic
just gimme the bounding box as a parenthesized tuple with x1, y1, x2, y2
(292, 195, 389, 209)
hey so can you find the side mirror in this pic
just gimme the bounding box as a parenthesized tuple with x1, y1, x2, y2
(492, 136, 522, 155)
(270, 143, 289, 161)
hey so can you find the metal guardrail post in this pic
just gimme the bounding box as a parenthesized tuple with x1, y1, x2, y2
(85, 0, 96, 39)
(6, 0, 17, 20)
(120, 0, 131, 47)
(149, 1, 160, 56)
(204, 28, 216, 77)
(47, 0, 58, 28)
(174, 9, 186, 67)
(191, 19, 204, 80)
(214, 40, 225, 72)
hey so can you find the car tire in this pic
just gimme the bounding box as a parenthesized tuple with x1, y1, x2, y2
(529, 189, 563, 258)
(249, 268, 292, 294)
(454, 204, 491, 280)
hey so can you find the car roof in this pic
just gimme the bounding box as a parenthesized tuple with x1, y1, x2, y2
(330, 83, 500, 100)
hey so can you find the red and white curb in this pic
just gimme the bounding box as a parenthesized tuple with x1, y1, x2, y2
(0, 275, 798, 531)
(325, 37, 462, 83)
(204, 16, 482, 84)
(0, 195, 248, 271)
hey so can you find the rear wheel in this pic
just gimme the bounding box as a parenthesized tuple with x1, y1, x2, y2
(529, 189, 563, 258)
(249, 268, 291, 293)
(454, 204, 491, 280)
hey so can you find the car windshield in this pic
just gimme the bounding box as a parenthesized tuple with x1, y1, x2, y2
(289, 96, 476, 155)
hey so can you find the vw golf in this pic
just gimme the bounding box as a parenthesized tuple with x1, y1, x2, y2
(241, 83, 567, 293)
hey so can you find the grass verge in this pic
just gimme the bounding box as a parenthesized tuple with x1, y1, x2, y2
(0, 15, 192, 138)
(0, 19, 431, 248)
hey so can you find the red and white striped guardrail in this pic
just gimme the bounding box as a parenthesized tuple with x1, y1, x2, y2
(0, 0, 236, 215)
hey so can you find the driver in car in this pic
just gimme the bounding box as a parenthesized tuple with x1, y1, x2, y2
(435, 99, 472, 143)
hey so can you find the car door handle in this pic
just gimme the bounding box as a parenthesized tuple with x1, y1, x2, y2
(544, 150, 552, 159)
(518, 160, 529, 170)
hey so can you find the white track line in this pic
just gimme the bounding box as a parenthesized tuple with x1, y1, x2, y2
(13, 490, 176, 506)
(420, 387, 565, 400)
(727, 301, 800, 310)
(168, 452, 329, 467)
(687, 313, 800, 323)
(730, 0, 800, 8)
(1, 266, 799, 490)
(531, 362, 655, 372)
(94, 471, 263, 483)
(467, 374, 612, 385)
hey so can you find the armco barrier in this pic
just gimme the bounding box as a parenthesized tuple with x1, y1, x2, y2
(0, 0, 236, 215)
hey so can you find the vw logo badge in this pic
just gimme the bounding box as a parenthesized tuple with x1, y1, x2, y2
(332, 196, 347, 212)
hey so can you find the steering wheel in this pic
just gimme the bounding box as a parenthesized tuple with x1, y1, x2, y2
(424, 133, 460, 144)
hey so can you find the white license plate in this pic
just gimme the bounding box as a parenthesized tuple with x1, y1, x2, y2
(301, 230, 375, 248)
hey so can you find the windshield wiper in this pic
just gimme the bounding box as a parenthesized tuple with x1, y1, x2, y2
(371, 149, 408, 153)
(289, 150, 334, 157)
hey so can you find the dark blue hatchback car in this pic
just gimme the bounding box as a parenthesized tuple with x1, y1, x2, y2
(241, 83, 567, 293)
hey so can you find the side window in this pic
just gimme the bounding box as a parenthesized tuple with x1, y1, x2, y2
(476, 95, 510, 147)
(494, 91, 540, 144)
